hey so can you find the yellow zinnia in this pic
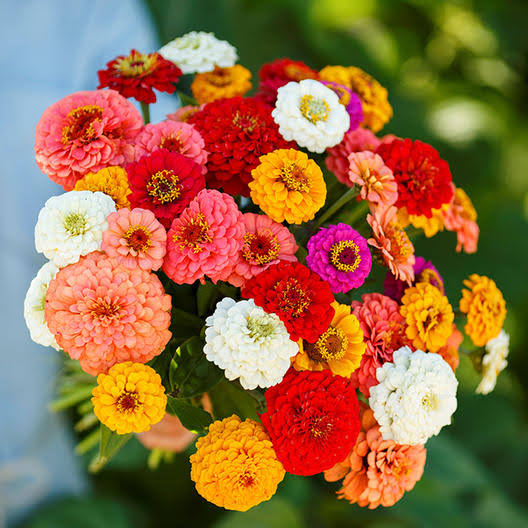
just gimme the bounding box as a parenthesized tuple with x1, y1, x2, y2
(398, 205, 447, 238)
(249, 148, 326, 224)
(74, 166, 131, 209)
(191, 65, 252, 104)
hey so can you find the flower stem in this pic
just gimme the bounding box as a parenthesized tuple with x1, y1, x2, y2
(178, 91, 198, 107)
(140, 101, 151, 124)
(314, 188, 358, 228)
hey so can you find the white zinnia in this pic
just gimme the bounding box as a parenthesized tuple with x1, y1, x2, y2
(369, 346, 458, 445)
(272, 79, 350, 153)
(23, 261, 60, 350)
(204, 298, 298, 390)
(159, 31, 238, 74)
(476, 329, 509, 395)
(35, 191, 115, 267)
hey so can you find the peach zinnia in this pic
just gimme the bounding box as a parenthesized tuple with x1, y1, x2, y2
(443, 187, 479, 254)
(102, 208, 167, 271)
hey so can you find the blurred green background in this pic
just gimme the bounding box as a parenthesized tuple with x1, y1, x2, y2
(22, 0, 528, 527)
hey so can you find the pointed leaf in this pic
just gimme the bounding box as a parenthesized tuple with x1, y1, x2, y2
(89, 425, 131, 473)
(209, 379, 260, 421)
(166, 397, 213, 433)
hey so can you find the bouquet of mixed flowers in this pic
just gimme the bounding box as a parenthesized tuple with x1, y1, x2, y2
(24, 30, 509, 511)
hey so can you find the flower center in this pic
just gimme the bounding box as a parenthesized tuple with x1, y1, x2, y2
(242, 230, 280, 265)
(160, 133, 185, 153)
(203, 66, 233, 86)
(124, 225, 152, 252)
(305, 326, 348, 362)
(63, 212, 88, 236)
(173, 213, 212, 253)
(232, 111, 260, 133)
(146, 169, 181, 204)
(116, 391, 140, 413)
(279, 162, 310, 192)
(308, 415, 332, 439)
(114, 51, 157, 78)
(274, 278, 311, 318)
(330, 240, 361, 272)
(247, 314, 276, 340)
(422, 309, 443, 333)
(238, 471, 256, 488)
(89, 298, 121, 320)
(421, 391, 438, 410)
(300, 94, 329, 124)
(382, 320, 407, 351)
(387, 224, 413, 259)
(62, 104, 104, 144)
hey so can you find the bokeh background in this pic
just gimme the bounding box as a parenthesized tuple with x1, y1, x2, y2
(11, 0, 528, 526)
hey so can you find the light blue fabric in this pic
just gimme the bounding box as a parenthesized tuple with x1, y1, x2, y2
(0, 1, 177, 525)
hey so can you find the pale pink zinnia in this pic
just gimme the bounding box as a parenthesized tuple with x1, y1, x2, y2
(163, 189, 244, 284)
(35, 90, 142, 190)
(166, 104, 205, 123)
(225, 213, 298, 287)
(132, 121, 208, 174)
(102, 208, 167, 271)
(45, 251, 171, 376)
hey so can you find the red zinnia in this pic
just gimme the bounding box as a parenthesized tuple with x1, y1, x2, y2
(98, 49, 182, 104)
(188, 96, 294, 196)
(376, 138, 453, 218)
(256, 58, 319, 105)
(241, 261, 334, 343)
(260, 369, 361, 476)
(127, 148, 205, 228)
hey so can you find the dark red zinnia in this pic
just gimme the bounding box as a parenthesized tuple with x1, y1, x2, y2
(188, 96, 295, 196)
(256, 58, 319, 105)
(376, 138, 453, 218)
(127, 148, 204, 228)
(241, 261, 334, 343)
(98, 49, 182, 104)
(260, 369, 361, 476)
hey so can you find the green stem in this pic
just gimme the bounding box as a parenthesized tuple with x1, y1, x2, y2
(314, 188, 359, 228)
(140, 101, 151, 124)
(75, 428, 100, 455)
(178, 91, 197, 107)
(405, 226, 424, 240)
(345, 200, 369, 227)
(49, 385, 95, 412)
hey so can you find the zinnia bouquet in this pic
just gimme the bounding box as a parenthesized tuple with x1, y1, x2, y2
(25, 31, 509, 512)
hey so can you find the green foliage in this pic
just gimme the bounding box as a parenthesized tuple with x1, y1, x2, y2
(166, 396, 213, 433)
(209, 379, 261, 421)
(89, 425, 132, 473)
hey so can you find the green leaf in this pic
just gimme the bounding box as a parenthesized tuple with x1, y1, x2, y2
(169, 307, 203, 339)
(166, 396, 213, 433)
(89, 424, 131, 473)
(209, 379, 260, 421)
(196, 281, 220, 316)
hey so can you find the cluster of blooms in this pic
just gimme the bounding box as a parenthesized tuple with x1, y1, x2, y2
(25, 30, 510, 514)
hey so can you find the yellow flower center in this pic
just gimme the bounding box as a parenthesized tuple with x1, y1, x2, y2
(330, 240, 361, 272)
(275, 278, 311, 317)
(173, 213, 212, 253)
(124, 225, 152, 252)
(300, 94, 329, 124)
(62, 104, 104, 145)
(305, 326, 348, 362)
(116, 391, 140, 413)
(63, 212, 87, 236)
(387, 224, 413, 259)
(232, 111, 260, 133)
(247, 316, 276, 340)
(421, 392, 438, 410)
(242, 230, 280, 265)
(89, 298, 121, 320)
(309, 416, 332, 439)
(114, 51, 158, 78)
(147, 169, 181, 204)
(279, 162, 310, 192)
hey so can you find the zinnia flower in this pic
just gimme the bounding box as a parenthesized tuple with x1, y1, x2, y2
(191, 65, 252, 104)
(436, 324, 462, 372)
(35, 90, 142, 190)
(306, 223, 372, 293)
(459, 274, 506, 347)
(319, 66, 392, 132)
(225, 212, 298, 287)
(163, 189, 244, 284)
(188, 96, 294, 196)
(369, 346, 458, 445)
(167, 104, 204, 123)
(241, 261, 335, 343)
(443, 187, 479, 253)
(159, 31, 238, 74)
(351, 293, 409, 397)
(324, 404, 426, 508)
(127, 148, 205, 228)
(272, 79, 350, 153)
(45, 251, 171, 376)
(367, 206, 415, 285)
(249, 149, 326, 224)
(35, 190, 116, 268)
(74, 166, 131, 209)
(132, 121, 208, 173)
(260, 369, 361, 476)
(476, 329, 509, 395)
(97, 49, 182, 104)
(320, 81, 363, 131)
(397, 205, 447, 238)
(292, 302, 365, 377)
(400, 282, 454, 352)
(376, 139, 454, 218)
(204, 298, 298, 389)
(92, 362, 166, 434)
(190, 415, 285, 512)
(101, 208, 166, 271)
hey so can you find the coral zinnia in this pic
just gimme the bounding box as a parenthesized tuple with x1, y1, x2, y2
(443, 187, 479, 254)
(324, 404, 426, 508)
(45, 251, 171, 376)
(436, 324, 462, 373)
(127, 148, 205, 228)
(459, 274, 506, 347)
(306, 223, 371, 293)
(292, 302, 365, 377)
(376, 139, 454, 218)
(225, 212, 298, 287)
(188, 96, 294, 196)
(35, 90, 142, 190)
(191, 65, 252, 104)
(167, 104, 204, 123)
(92, 362, 166, 434)
(260, 369, 361, 476)
(97, 49, 182, 104)
(74, 166, 131, 209)
(241, 261, 335, 343)
(249, 149, 326, 224)
(163, 189, 244, 284)
(400, 282, 454, 352)
(190, 415, 285, 511)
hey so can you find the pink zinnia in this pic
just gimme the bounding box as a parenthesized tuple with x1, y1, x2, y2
(45, 251, 171, 376)
(132, 121, 208, 174)
(163, 189, 244, 284)
(225, 213, 298, 287)
(102, 208, 167, 271)
(348, 151, 397, 210)
(35, 90, 142, 190)
(166, 104, 205, 123)
(351, 293, 409, 397)
(442, 186, 479, 254)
